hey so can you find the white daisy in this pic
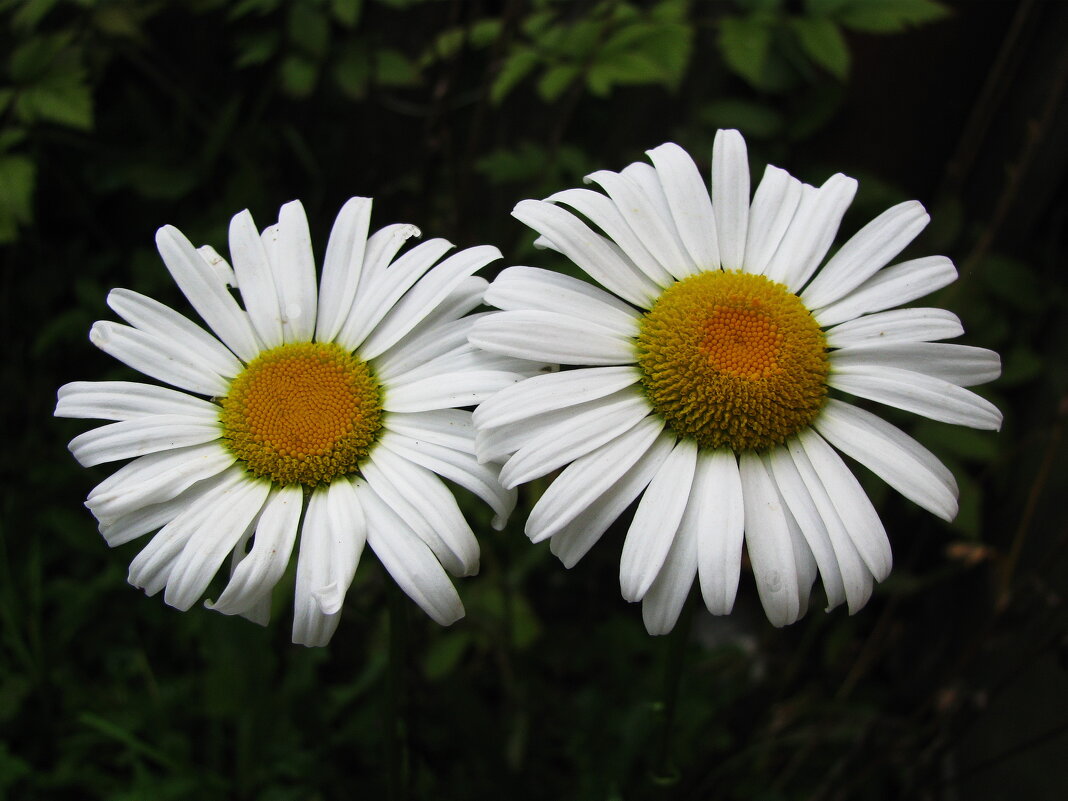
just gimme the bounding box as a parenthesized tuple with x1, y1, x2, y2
(56, 197, 542, 646)
(469, 130, 1002, 634)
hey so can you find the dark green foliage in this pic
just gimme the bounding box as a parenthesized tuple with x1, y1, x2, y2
(3, 0, 1066, 799)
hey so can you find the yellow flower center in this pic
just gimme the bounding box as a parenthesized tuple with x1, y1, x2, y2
(635, 270, 829, 452)
(219, 342, 382, 486)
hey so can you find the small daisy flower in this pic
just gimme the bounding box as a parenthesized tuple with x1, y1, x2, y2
(469, 130, 1002, 634)
(57, 198, 541, 646)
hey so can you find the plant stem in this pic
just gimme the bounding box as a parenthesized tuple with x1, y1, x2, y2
(386, 585, 411, 801)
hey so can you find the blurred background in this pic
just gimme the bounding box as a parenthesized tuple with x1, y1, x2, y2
(2, 0, 1066, 798)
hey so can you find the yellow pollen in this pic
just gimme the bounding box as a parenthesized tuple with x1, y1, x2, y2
(219, 342, 382, 486)
(636, 270, 829, 452)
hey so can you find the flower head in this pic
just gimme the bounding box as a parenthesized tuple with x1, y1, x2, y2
(57, 198, 541, 645)
(469, 130, 1002, 634)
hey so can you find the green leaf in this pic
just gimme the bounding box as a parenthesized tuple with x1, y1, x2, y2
(421, 632, 471, 680)
(279, 54, 319, 98)
(718, 16, 772, 88)
(331, 0, 363, 27)
(0, 127, 27, 151)
(233, 31, 280, 68)
(332, 43, 369, 99)
(791, 17, 849, 79)
(833, 0, 949, 34)
(374, 48, 420, 86)
(15, 73, 93, 130)
(700, 98, 784, 138)
(0, 154, 36, 244)
(288, 2, 330, 57)
(536, 63, 580, 103)
(470, 18, 503, 48)
(491, 47, 539, 104)
(10, 0, 60, 30)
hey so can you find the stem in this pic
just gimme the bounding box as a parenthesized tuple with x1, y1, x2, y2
(652, 596, 695, 787)
(386, 585, 411, 801)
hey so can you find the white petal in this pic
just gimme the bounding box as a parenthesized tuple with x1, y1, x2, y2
(512, 199, 660, 307)
(85, 443, 235, 523)
(377, 311, 486, 383)
(198, 245, 235, 288)
(473, 365, 639, 431)
(829, 364, 1003, 429)
(107, 289, 243, 379)
(814, 398, 958, 521)
(362, 487, 464, 626)
(694, 450, 745, 616)
(382, 410, 475, 454)
(162, 476, 271, 610)
(620, 438, 698, 602)
(338, 238, 454, 351)
(56, 381, 219, 421)
(208, 484, 303, 615)
(646, 142, 720, 272)
(483, 265, 640, 336)
(764, 174, 858, 291)
(641, 499, 698, 636)
(68, 415, 221, 467)
(292, 478, 366, 647)
(155, 225, 262, 361)
(378, 431, 516, 530)
(814, 256, 957, 326)
(497, 390, 651, 488)
(384, 364, 533, 413)
(743, 165, 803, 276)
(584, 169, 697, 282)
(98, 471, 230, 548)
(738, 452, 800, 627)
(360, 245, 501, 359)
(711, 129, 750, 271)
(274, 200, 318, 343)
(90, 321, 230, 397)
(526, 415, 665, 542)
(824, 308, 963, 348)
(798, 428, 892, 581)
(316, 197, 373, 344)
(831, 342, 1001, 387)
(548, 431, 675, 568)
(228, 209, 284, 348)
(802, 201, 930, 309)
(468, 309, 636, 365)
(780, 490, 819, 619)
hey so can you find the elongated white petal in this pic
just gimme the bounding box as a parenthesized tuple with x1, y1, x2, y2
(361, 245, 501, 359)
(382, 410, 475, 454)
(767, 447, 846, 611)
(56, 381, 219, 421)
(764, 174, 858, 291)
(208, 485, 303, 615)
(824, 308, 963, 348)
(384, 367, 532, 413)
(738, 452, 800, 627)
(68, 415, 220, 467)
(86, 443, 235, 523)
(228, 209, 284, 348)
(469, 310, 636, 365)
(526, 415, 665, 542)
(813, 256, 957, 326)
(641, 500, 698, 635)
(781, 493, 818, 619)
(829, 364, 1003, 429)
(694, 450, 745, 615)
(107, 289, 243, 379)
(743, 165, 803, 275)
(512, 199, 660, 307)
(363, 488, 464, 626)
(198, 245, 235, 288)
(647, 142, 720, 271)
(377, 313, 485, 382)
(98, 471, 230, 547)
(90, 321, 229, 397)
(584, 169, 697, 281)
(711, 129, 750, 271)
(498, 391, 650, 488)
(549, 431, 675, 568)
(378, 431, 515, 530)
(162, 477, 271, 611)
(292, 478, 366, 647)
(315, 197, 372, 343)
(273, 200, 318, 343)
(802, 201, 929, 309)
(814, 398, 958, 520)
(155, 225, 262, 361)
(798, 428, 891, 581)
(484, 265, 640, 336)
(620, 438, 698, 602)
(831, 342, 1001, 387)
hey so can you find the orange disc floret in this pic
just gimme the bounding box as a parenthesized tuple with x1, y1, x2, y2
(636, 270, 829, 452)
(219, 342, 382, 486)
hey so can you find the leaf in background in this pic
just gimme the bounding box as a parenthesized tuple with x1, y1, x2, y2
(228, 0, 283, 21)
(331, 0, 363, 28)
(333, 41, 370, 99)
(700, 98, 784, 138)
(536, 62, 580, 103)
(9, 35, 93, 130)
(288, 1, 331, 58)
(791, 16, 849, 79)
(825, 0, 950, 34)
(491, 47, 539, 104)
(588, 20, 694, 95)
(718, 15, 772, 89)
(233, 31, 280, 68)
(0, 154, 35, 243)
(374, 47, 420, 87)
(10, 0, 61, 30)
(280, 53, 319, 97)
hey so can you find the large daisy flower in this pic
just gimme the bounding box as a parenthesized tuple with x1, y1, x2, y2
(469, 130, 1002, 634)
(56, 198, 540, 646)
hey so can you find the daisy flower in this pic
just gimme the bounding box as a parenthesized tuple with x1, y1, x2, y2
(56, 198, 541, 646)
(469, 130, 1002, 634)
